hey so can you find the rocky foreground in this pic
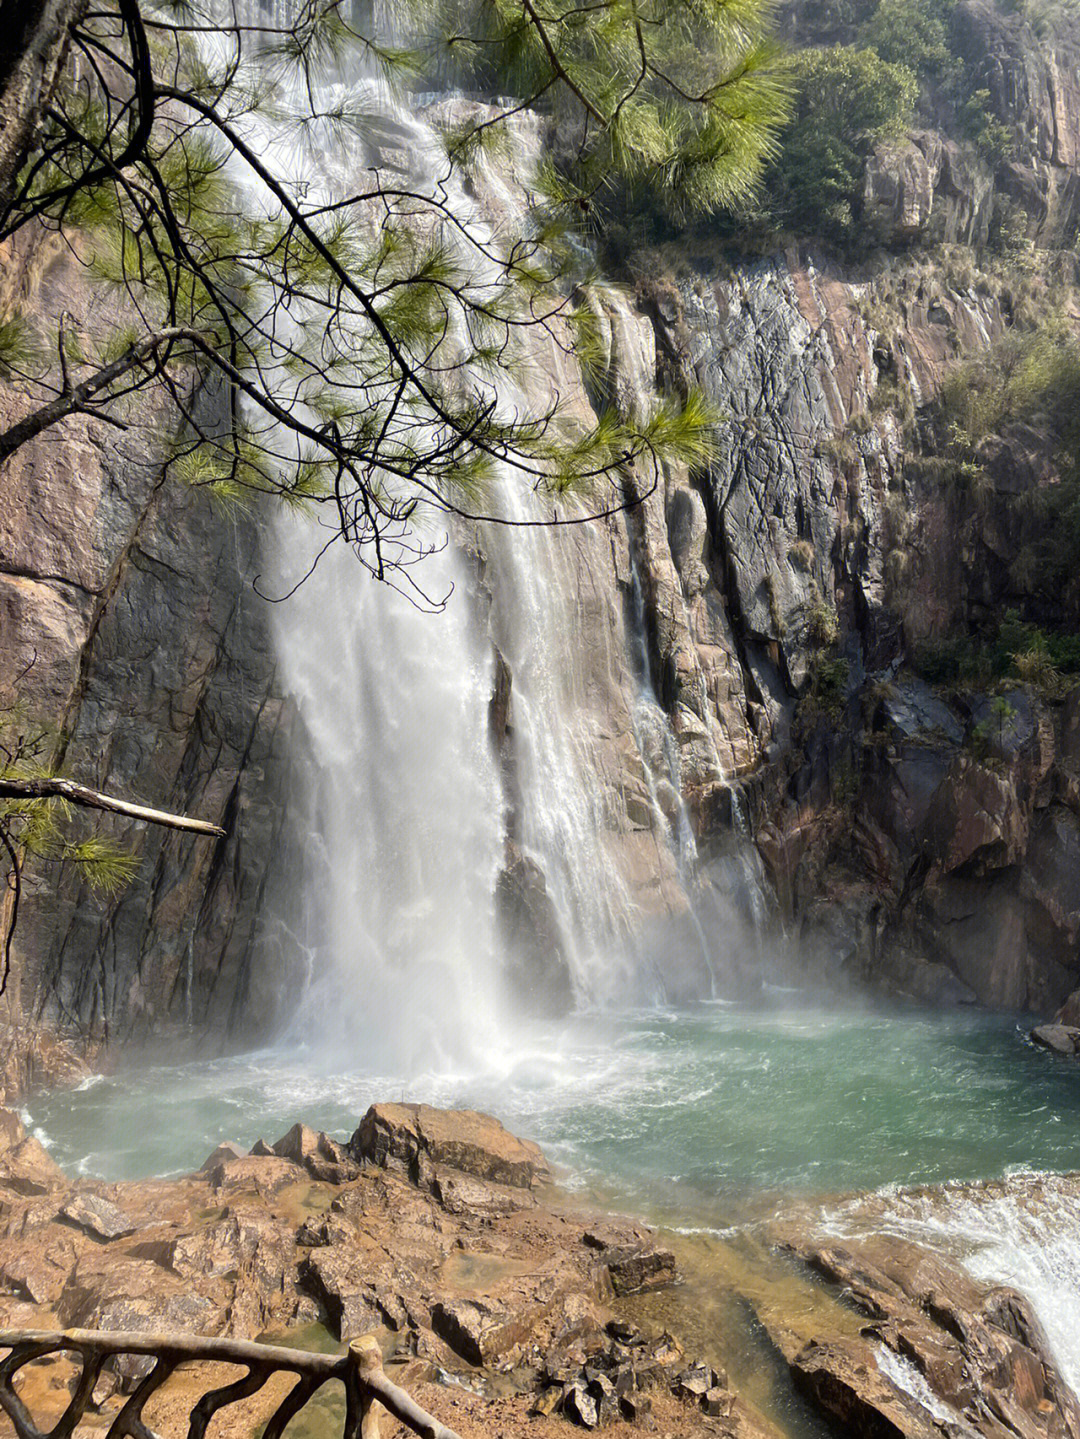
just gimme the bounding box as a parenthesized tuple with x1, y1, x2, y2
(0, 1104, 1075, 1439)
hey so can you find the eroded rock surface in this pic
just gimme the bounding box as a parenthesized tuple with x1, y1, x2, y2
(765, 1183, 1080, 1439)
(0, 1103, 765, 1435)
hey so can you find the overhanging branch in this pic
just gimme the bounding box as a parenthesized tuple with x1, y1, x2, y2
(0, 777, 226, 837)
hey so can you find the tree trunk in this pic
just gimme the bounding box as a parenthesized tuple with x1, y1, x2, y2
(0, 0, 86, 215)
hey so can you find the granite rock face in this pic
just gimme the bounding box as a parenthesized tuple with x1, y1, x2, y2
(0, 246, 312, 1066)
(5, 0, 1080, 1054)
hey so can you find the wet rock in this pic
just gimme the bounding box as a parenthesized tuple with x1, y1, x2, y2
(601, 1245, 677, 1296)
(769, 1221, 1080, 1439)
(1055, 989, 1080, 1027)
(790, 1337, 942, 1439)
(59, 1193, 137, 1242)
(351, 1103, 548, 1191)
(495, 845, 574, 1019)
(1030, 1023, 1080, 1055)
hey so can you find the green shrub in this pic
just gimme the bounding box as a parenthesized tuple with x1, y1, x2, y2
(769, 46, 917, 244)
(858, 0, 957, 83)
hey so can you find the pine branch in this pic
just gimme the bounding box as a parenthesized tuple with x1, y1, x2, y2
(0, 325, 201, 464)
(0, 778, 226, 837)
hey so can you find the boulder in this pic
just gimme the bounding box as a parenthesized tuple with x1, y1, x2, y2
(199, 1142, 245, 1172)
(430, 1297, 527, 1365)
(206, 1155, 306, 1196)
(0, 1136, 66, 1196)
(604, 1246, 677, 1297)
(0, 1109, 26, 1153)
(790, 1338, 942, 1439)
(298, 1248, 382, 1340)
(351, 1103, 548, 1191)
(271, 1123, 360, 1184)
(1030, 1023, 1080, 1055)
(59, 1192, 137, 1242)
(429, 1166, 536, 1217)
(1055, 990, 1080, 1027)
(879, 678, 964, 747)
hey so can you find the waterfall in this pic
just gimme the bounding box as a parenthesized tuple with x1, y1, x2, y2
(240, 65, 660, 1059)
(273, 539, 505, 1070)
(207, 11, 777, 1058)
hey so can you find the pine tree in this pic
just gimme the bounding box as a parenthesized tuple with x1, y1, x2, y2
(0, 0, 789, 589)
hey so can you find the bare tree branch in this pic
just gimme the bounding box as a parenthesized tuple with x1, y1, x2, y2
(0, 778, 226, 837)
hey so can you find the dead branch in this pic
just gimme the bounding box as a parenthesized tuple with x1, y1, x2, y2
(0, 778, 226, 837)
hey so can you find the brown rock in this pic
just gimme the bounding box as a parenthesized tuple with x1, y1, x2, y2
(271, 1123, 360, 1184)
(206, 1156, 305, 1196)
(430, 1297, 535, 1365)
(1030, 1023, 1080, 1055)
(0, 1109, 27, 1153)
(298, 1247, 381, 1340)
(59, 1192, 137, 1242)
(790, 1338, 941, 1439)
(702, 1387, 730, 1418)
(1, 1136, 66, 1196)
(604, 1246, 676, 1297)
(351, 1103, 548, 1190)
(430, 1166, 536, 1217)
(199, 1142, 245, 1172)
(1055, 989, 1080, 1027)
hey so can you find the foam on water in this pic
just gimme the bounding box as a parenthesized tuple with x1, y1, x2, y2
(824, 1172, 1080, 1396)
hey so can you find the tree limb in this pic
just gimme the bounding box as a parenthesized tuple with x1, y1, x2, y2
(0, 326, 201, 464)
(0, 778, 226, 837)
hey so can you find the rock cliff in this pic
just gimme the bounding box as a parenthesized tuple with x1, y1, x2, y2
(3, 0, 1080, 1060)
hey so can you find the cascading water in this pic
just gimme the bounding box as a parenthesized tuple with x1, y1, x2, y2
(246, 60, 676, 1059)
(273, 538, 505, 1071)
